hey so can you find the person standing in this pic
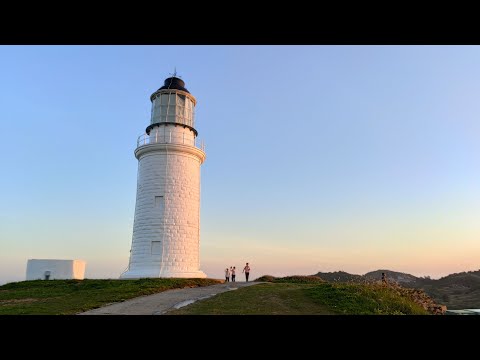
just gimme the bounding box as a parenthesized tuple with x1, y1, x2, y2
(243, 262, 251, 282)
(225, 267, 230, 282)
(381, 272, 387, 285)
(231, 266, 236, 282)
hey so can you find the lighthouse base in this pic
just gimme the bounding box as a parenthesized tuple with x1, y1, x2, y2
(120, 268, 207, 279)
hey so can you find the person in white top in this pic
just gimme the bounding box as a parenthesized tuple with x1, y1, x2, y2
(225, 267, 230, 282)
(231, 266, 236, 282)
(243, 262, 251, 282)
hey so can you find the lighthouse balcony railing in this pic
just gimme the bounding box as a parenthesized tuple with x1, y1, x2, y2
(137, 132, 205, 152)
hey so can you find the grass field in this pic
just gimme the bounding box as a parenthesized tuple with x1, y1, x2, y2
(0, 276, 431, 315)
(170, 283, 333, 315)
(170, 281, 429, 315)
(0, 278, 220, 315)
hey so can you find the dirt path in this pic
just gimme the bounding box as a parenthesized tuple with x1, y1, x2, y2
(79, 282, 259, 315)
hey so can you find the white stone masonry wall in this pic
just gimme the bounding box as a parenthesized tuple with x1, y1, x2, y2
(121, 124, 206, 278)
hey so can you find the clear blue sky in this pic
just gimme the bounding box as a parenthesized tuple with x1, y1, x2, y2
(1, 45, 479, 284)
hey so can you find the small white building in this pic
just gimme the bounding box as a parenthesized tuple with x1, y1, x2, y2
(26, 259, 86, 280)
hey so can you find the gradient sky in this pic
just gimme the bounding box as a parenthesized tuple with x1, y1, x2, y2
(1, 45, 479, 285)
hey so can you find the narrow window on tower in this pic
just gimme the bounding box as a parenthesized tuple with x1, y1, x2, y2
(155, 196, 164, 209)
(151, 241, 162, 255)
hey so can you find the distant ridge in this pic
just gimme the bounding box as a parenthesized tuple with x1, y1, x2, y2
(312, 271, 364, 283)
(364, 270, 419, 285)
(312, 269, 480, 310)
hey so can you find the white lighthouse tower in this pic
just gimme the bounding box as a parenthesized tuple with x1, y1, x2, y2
(121, 75, 207, 279)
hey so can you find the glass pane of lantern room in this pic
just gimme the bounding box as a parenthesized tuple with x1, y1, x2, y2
(160, 105, 167, 120)
(177, 94, 185, 106)
(167, 102, 175, 118)
(169, 94, 176, 105)
(176, 105, 184, 117)
(152, 98, 160, 122)
(182, 100, 188, 124)
(161, 94, 169, 105)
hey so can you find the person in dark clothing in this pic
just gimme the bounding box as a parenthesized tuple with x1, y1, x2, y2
(381, 272, 387, 285)
(243, 262, 251, 282)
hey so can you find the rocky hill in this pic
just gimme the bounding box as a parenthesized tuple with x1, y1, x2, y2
(313, 269, 480, 310)
(418, 270, 480, 310)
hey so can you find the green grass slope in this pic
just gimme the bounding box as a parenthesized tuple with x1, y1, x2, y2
(171, 276, 429, 315)
(305, 282, 428, 315)
(0, 278, 220, 315)
(170, 283, 335, 315)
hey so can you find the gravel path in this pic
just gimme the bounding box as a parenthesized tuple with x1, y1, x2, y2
(79, 282, 259, 315)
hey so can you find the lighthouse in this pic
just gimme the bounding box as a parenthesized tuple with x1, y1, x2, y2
(121, 75, 207, 279)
